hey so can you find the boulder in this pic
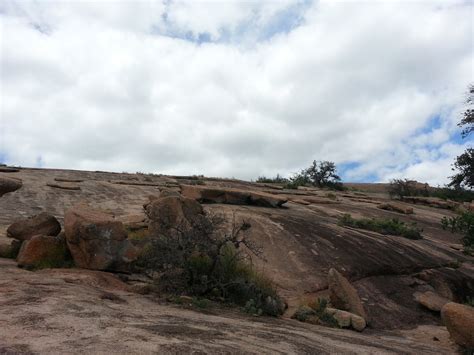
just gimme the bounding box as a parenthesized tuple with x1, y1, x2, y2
(377, 203, 413, 215)
(0, 177, 22, 197)
(64, 204, 129, 270)
(415, 291, 450, 312)
(17, 234, 68, 269)
(7, 212, 61, 241)
(441, 302, 474, 348)
(328, 268, 367, 320)
(145, 196, 204, 236)
(181, 185, 287, 208)
(325, 308, 366, 331)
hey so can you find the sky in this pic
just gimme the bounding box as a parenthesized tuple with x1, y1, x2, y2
(0, 0, 472, 185)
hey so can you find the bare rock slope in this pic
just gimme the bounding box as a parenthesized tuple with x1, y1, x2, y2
(0, 167, 472, 353)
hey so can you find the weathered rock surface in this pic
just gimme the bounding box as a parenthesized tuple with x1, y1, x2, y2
(377, 202, 414, 214)
(64, 204, 130, 270)
(415, 291, 450, 312)
(7, 212, 61, 241)
(441, 302, 474, 348)
(145, 195, 204, 235)
(181, 185, 287, 207)
(17, 234, 68, 269)
(47, 182, 81, 190)
(328, 268, 367, 320)
(403, 196, 459, 210)
(0, 176, 22, 197)
(54, 177, 84, 183)
(0, 258, 454, 354)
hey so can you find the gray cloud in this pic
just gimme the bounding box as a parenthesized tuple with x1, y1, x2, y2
(0, 0, 472, 184)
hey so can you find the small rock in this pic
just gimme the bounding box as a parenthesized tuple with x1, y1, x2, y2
(350, 314, 367, 332)
(415, 291, 450, 312)
(325, 307, 366, 331)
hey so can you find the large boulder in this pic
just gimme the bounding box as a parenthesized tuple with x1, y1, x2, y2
(415, 291, 450, 312)
(441, 302, 474, 348)
(0, 176, 22, 197)
(64, 204, 129, 270)
(7, 212, 61, 241)
(328, 268, 367, 320)
(181, 185, 287, 208)
(17, 234, 68, 269)
(145, 196, 204, 236)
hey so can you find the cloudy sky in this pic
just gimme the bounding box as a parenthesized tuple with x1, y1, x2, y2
(0, 0, 472, 184)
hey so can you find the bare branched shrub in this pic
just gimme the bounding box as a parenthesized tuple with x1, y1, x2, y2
(133, 212, 284, 316)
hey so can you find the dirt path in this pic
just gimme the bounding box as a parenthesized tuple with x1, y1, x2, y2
(0, 259, 456, 354)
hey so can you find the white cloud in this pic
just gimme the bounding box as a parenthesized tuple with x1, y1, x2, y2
(0, 0, 472, 185)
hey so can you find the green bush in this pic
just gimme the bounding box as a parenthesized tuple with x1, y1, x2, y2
(339, 214, 423, 239)
(441, 211, 474, 254)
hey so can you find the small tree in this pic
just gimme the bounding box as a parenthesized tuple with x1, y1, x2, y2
(449, 84, 473, 190)
(449, 148, 474, 190)
(305, 161, 341, 188)
(287, 160, 343, 190)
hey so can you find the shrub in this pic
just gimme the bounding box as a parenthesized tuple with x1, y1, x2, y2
(292, 298, 339, 327)
(339, 214, 423, 239)
(256, 174, 288, 184)
(441, 211, 474, 254)
(430, 187, 474, 202)
(133, 213, 284, 316)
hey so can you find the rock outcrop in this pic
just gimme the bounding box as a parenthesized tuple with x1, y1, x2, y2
(17, 234, 68, 269)
(441, 302, 474, 348)
(377, 202, 414, 214)
(415, 291, 450, 312)
(145, 195, 204, 236)
(328, 268, 367, 320)
(64, 204, 131, 271)
(402, 196, 459, 210)
(0, 176, 22, 197)
(181, 185, 287, 207)
(7, 212, 61, 241)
